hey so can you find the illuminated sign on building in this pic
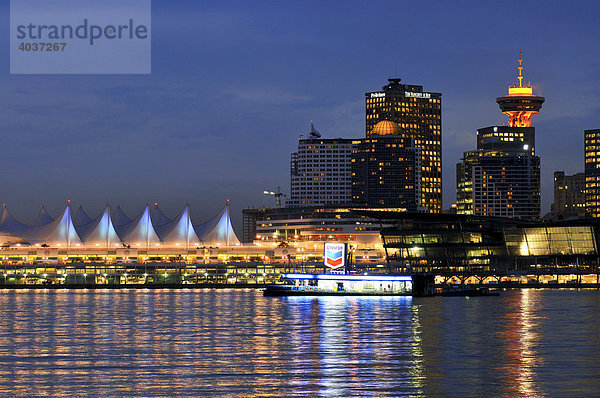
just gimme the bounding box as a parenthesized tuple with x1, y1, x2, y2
(404, 91, 431, 99)
(324, 242, 346, 270)
(370, 92, 385, 98)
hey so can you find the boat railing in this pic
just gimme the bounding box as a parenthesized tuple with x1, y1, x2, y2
(273, 285, 320, 291)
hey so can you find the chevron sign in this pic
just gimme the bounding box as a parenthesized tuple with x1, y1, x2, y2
(324, 242, 346, 270)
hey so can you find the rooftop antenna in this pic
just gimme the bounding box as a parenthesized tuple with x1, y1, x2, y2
(517, 50, 524, 88)
(309, 120, 321, 138)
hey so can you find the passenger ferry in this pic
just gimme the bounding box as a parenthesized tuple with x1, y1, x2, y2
(263, 273, 414, 296)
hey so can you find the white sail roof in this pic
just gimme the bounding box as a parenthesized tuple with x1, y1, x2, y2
(116, 204, 161, 246)
(0, 201, 241, 248)
(74, 205, 93, 226)
(18, 205, 82, 247)
(76, 204, 121, 247)
(155, 203, 200, 246)
(112, 205, 132, 227)
(36, 206, 54, 226)
(194, 202, 240, 246)
(0, 205, 29, 235)
(151, 204, 171, 227)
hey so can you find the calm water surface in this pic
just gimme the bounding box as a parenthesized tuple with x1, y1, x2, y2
(0, 288, 599, 397)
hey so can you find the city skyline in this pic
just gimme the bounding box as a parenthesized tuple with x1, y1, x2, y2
(3, 3, 600, 396)
(1, 1, 599, 229)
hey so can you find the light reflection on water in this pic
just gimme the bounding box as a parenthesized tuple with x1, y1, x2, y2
(0, 289, 599, 396)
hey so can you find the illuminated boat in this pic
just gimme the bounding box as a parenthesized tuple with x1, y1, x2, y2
(263, 243, 427, 296)
(263, 273, 414, 296)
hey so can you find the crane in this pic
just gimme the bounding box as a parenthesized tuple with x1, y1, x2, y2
(263, 186, 287, 208)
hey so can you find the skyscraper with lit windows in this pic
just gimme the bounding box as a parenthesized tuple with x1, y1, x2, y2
(288, 122, 354, 207)
(351, 126, 422, 210)
(585, 129, 600, 216)
(365, 78, 442, 212)
(551, 171, 585, 216)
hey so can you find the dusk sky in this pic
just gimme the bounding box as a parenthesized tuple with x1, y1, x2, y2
(2, 0, 599, 230)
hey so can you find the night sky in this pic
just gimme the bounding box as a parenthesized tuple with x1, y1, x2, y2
(2, 0, 599, 230)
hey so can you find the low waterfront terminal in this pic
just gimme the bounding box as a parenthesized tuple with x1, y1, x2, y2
(1, 260, 599, 290)
(1, 205, 600, 291)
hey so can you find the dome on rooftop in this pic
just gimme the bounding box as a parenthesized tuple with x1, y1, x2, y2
(371, 120, 401, 136)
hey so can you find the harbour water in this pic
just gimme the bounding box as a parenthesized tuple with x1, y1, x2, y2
(0, 289, 599, 397)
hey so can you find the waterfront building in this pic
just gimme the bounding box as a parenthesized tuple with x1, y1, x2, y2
(550, 171, 585, 216)
(0, 203, 394, 288)
(456, 56, 542, 220)
(3, 207, 600, 287)
(241, 205, 384, 252)
(356, 210, 600, 274)
(288, 123, 354, 207)
(351, 130, 422, 210)
(585, 129, 600, 216)
(365, 78, 442, 212)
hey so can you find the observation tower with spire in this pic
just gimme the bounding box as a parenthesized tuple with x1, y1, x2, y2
(496, 54, 545, 127)
(456, 53, 542, 220)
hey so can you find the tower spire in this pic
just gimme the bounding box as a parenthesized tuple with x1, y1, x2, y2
(517, 51, 524, 88)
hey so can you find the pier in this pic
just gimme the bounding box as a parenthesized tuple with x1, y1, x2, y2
(1, 260, 599, 290)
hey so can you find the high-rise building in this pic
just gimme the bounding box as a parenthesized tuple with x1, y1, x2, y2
(457, 127, 540, 219)
(476, 125, 535, 153)
(456, 150, 479, 215)
(584, 129, 600, 216)
(351, 124, 422, 210)
(365, 78, 442, 212)
(457, 126, 537, 215)
(288, 122, 354, 207)
(551, 171, 585, 216)
(456, 56, 542, 220)
(471, 153, 540, 219)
